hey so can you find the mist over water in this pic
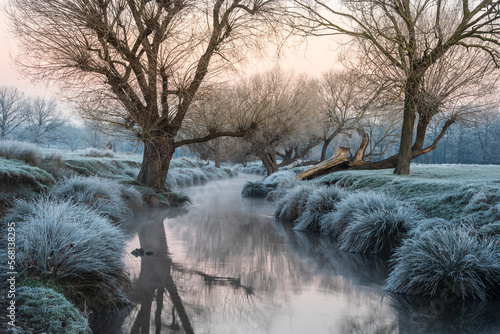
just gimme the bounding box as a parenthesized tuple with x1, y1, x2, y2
(91, 175, 500, 334)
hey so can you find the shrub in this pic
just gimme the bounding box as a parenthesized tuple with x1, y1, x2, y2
(274, 184, 315, 222)
(0, 140, 42, 165)
(338, 203, 422, 254)
(81, 147, 115, 158)
(4, 197, 130, 309)
(52, 176, 141, 224)
(241, 181, 270, 198)
(385, 227, 500, 301)
(294, 186, 345, 232)
(18, 286, 91, 334)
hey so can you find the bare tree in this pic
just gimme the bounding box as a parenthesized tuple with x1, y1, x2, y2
(235, 68, 321, 175)
(22, 97, 66, 145)
(317, 69, 374, 161)
(0, 86, 27, 140)
(293, 0, 500, 174)
(6, 0, 284, 189)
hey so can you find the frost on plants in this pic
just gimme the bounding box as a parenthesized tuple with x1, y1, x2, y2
(4, 197, 130, 309)
(263, 170, 296, 186)
(385, 227, 500, 301)
(0, 140, 42, 165)
(241, 181, 270, 198)
(338, 203, 422, 254)
(266, 177, 300, 202)
(319, 191, 410, 240)
(274, 184, 315, 222)
(166, 166, 228, 189)
(81, 147, 116, 158)
(52, 176, 138, 224)
(18, 286, 91, 334)
(294, 186, 345, 232)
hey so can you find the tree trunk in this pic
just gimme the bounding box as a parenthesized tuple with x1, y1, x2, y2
(320, 138, 333, 162)
(300, 119, 454, 180)
(137, 138, 175, 190)
(260, 152, 278, 176)
(394, 73, 422, 175)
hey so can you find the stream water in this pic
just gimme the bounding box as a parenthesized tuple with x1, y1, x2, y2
(91, 175, 500, 334)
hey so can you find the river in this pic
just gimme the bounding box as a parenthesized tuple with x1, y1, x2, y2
(90, 174, 500, 334)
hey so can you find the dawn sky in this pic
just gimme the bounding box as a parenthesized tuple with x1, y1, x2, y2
(0, 1, 341, 102)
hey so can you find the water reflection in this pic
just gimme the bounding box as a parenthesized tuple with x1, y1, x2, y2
(91, 176, 500, 334)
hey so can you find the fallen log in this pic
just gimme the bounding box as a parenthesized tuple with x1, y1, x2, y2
(297, 147, 350, 180)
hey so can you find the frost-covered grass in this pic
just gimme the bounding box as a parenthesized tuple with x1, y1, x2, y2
(0, 140, 42, 165)
(313, 164, 500, 226)
(80, 147, 115, 158)
(294, 186, 346, 232)
(0, 158, 55, 190)
(17, 286, 91, 334)
(0, 158, 56, 210)
(274, 183, 316, 222)
(314, 191, 422, 254)
(241, 181, 270, 198)
(165, 165, 230, 189)
(3, 197, 129, 309)
(52, 176, 142, 224)
(241, 171, 296, 198)
(385, 227, 500, 301)
(338, 201, 422, 254)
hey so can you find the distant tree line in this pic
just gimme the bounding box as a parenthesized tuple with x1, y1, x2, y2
(0, 85, 140, 152)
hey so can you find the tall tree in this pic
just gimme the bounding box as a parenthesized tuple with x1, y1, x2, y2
(7, 0, 283, 189)
(293, 0, 500, 174)
(0, 86, 26, 140)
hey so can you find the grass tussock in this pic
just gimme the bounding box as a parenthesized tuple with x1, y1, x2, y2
(338, 203, 422, 254)
(266, 176, 300, 202)
(18, 286, 91, 334)
(319, 192, 408, 239)
(294, 186, 346, 232)
(52, 176, 141, 224)
(4, 197, 130, 309)
(385, 227, 500, 301)
(0, 140, 42, 165)
(274, 183, 315, 222)
(241, 181, 270, 198)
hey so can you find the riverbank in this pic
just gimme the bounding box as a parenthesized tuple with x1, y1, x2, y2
(242, 164, 500, 301)
(0, 140, 234, 333)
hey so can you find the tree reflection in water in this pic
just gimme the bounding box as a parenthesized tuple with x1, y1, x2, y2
(92, 176, 500, 334)
(123, 210, 254, 334)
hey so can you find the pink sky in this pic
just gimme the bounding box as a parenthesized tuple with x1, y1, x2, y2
(0, 4, 341, 99)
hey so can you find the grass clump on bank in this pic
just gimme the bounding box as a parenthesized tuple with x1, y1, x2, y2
(241, 181, 270, 198)
(294, 186, 345, 232)
(274, 184, 315, 222)
(17, 286, 91, 334)
(385, 227, 500, 301)
(0, 140, 42, 165)
(3, 197, 130, 309)
(52, 176, 142, 224)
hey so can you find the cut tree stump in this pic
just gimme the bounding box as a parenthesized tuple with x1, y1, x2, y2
(297, 147, 350, 180)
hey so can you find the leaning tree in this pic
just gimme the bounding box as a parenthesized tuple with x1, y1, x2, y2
(6, 0, 283, 189)
(293, 0, 500, 174)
